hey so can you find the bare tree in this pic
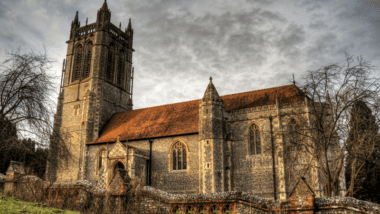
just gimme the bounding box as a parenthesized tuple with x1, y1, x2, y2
(345, 101, 379, 198)
(282, 53, 380, 197)
(0, 47, 71, 179)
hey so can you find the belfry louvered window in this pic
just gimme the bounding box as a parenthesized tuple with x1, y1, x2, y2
(116, 50, 125, 87)
(289, 119, 300, 152)
(249, 124, 261, 155)
(72, 45, 83, 82)
(83, 42, 92, 79)
(106, 44, 115, 82)
(172, 142, 187, 170)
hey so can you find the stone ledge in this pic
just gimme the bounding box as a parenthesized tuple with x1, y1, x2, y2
(315, 196, 380, 213)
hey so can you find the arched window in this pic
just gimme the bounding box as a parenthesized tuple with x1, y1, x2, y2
(172, 142, 187, 170)
(83, 42, 93, 79)
(289, 119, 300, 152)
(249, 124, 261, 155)
(106, 44, 115, 82)
(116, 50, 125, 87)
(98, 155, 102, 169)
(96, 149, 105, 175)
(72, 45, 83, 82)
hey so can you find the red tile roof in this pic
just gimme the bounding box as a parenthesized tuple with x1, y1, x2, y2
(88, 84, 304, 144)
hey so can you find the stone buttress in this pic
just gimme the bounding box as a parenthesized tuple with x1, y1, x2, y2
(199, 77, 229, 193)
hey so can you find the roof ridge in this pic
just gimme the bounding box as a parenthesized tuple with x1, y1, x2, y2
(120, 99, 199, 112)
(220, 84, 295, 98)
(114, 84, 296, 114)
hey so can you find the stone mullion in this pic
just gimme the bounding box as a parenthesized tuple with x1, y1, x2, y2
(64, 43, 75, 86)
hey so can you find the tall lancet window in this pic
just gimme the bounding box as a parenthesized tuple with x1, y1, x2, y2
(83, 42, 93, 79)
(72, 45, 83, 82)
(289, 119, 300, 152)
(249, 124, 261, 155)
(117, 50, 125, 87)
(98, 154, 102, 169)
(126, 67, 130, 92)
(106, 44, 115, 82)
(172, 142, 187, 170)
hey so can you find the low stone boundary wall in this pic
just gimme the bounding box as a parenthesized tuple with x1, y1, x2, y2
(139, 186, 380, 214)
(1, 172, 380, 214)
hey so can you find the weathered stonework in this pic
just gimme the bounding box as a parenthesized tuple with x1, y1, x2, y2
(47, 1, 347, 203)
(0, 164, 378, 214)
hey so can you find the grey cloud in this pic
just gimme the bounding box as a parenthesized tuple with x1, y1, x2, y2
(275, 24, 306, 59)
(2, 0, 379, 110)
(309, 20, 328, 29)
(245, 0, 274, 5)
(306, 33, 338, 60)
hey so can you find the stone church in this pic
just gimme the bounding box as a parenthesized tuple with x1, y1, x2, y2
(47, 1, 345, 200)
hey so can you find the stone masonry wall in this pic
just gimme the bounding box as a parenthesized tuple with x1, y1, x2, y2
(84, 101, 334, 200)
(225, 103, 279, 199)
(86, 134, 200, 194)
(1, 173, 380, 214)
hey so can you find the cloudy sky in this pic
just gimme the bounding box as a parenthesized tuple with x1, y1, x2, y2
(1, 0, 380, 110)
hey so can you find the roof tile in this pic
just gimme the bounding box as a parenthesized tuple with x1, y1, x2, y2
(88, 85, 303, 144)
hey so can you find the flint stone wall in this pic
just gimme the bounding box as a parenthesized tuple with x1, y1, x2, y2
(1, 175, 380, 214)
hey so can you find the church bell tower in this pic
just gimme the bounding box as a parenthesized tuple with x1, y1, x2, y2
(47, 0, 134, 182)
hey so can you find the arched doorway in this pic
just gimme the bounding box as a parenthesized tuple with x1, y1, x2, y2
(113, 161, 125, 175)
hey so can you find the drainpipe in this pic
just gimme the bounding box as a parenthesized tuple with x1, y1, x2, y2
(149, 138, 153, 186)
(269, 115, 277, 200)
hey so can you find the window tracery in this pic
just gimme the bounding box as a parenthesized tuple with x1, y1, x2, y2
(172, 142, 187, 170)
(72, 45, 83, 82)
(83, 42, 92, 79)
(249, 124, 261, 155)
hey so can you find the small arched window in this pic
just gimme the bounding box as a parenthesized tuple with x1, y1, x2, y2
(116, 50, 125, 87)
(289, 119, 300, 152)
(106, 44, 115, 82)
(249, 124, 261, 155)
(172, 142, 187, 170)
(96, 149, 105, 175)
(72, 45, 83, 82)
(83, 42, 93, 79)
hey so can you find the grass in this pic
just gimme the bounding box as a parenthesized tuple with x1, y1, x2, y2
(0, 194, 80, 214)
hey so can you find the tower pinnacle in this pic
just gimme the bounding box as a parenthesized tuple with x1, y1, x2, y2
(101, 0, 109, 11)
(202, 77, 223, 103)
(127, 18, 132, 31)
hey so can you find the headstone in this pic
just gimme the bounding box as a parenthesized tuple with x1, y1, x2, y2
(5, 161, 25, 181)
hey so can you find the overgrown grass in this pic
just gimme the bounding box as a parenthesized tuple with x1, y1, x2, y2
(0, 194, 80, 214)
